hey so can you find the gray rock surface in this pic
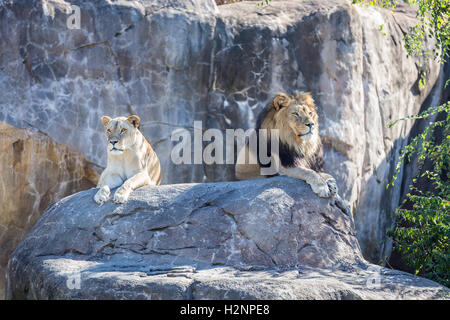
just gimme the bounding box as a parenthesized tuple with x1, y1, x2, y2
(0, 0, 446, 266)
(6, 177, 449, 300)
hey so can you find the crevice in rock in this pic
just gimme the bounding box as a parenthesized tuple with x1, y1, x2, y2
(36, 247, 86, 257)
(147, 225, 174, 232)
(319, 212, 356, 250)
(254, 242, 277, 267)
(102, 206, 147, 224)
(92, 228, 104, 242)
(72, 40, 109, 51)
(185, 279, 201, 299)
(22, 58, 41, 83)
(152, 246, 197, 251)
(333, 197, 351, 216)
(114, 24, 135, 37)
(297, 242, 313, 253)
(319, 211, 347, 236)
(146, 219, 193, 233)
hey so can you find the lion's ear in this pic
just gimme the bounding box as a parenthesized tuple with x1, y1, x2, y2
(127, 115, 140, 128)
(302, 92, 315, 110)
(273, 93, 291, 111)
(101, 116, 112, 128)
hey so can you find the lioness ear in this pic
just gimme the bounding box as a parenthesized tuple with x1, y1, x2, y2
(127, 115, 140, 128)
(273, 93, 291, 111)
(101, 116, 112, 128)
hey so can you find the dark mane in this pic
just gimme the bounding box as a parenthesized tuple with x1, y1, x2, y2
(254, 100, 324, 174)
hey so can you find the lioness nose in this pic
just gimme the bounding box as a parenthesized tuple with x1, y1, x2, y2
(110, 139, 118, 145)
(305, 122, 314, 128)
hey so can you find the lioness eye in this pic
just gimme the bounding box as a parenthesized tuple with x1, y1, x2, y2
(120, 128, 127, 134)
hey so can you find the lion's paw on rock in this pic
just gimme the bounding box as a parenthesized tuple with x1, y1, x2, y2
(310, 181, 332, 198)
(113, 187, 131, 204)
(94, 186, 110, 205)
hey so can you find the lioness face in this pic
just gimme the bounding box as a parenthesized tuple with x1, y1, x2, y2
(101, 115, 140, 155)
(286, 100, 318, 141)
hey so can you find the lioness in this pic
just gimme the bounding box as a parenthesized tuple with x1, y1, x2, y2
(235, 92, 337, 198)
(94, 115, 161, 204)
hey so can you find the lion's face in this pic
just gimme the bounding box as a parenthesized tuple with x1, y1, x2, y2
(270, 92, 319, 142)
(101, 115, 141, 155)
(284, 101, 318, 141)
(256, 92, 321, 159)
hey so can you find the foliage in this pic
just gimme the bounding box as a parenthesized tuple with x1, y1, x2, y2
(256, 0, 271, 6)
(353, 0, 449, 287)
(387, 103, 449, 287)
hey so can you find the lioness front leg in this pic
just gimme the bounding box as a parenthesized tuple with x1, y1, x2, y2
(94, 172, 123, 205)
(279, 166, 332, 198)
(113, 171, 152, 204)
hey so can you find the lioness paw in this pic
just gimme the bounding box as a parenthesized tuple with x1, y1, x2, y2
(113, 187, 130, 204)
(94, 186, 110, 205)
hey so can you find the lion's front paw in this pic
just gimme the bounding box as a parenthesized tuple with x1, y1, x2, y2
(113, 186, 131, 204)
(94, 186, 110, 205)
(309, 179, 332, 198)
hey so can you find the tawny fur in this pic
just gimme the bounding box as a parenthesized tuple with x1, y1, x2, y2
(94, 115, 161, 205)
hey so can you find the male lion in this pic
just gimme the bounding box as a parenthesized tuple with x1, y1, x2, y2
(94, 115, 161, 204)
(235, 92, 337, 198)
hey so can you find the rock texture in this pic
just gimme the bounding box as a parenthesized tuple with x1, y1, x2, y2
(0, 0, 446, 263)
(212, 0, 446, 263)
(6, 177, 449, 300)
(0, 122, 99, 299)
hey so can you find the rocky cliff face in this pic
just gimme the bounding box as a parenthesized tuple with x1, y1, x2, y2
(6, 177, 449, 299)
(0, 0, 446, 279)
(0, 122, 99, 299)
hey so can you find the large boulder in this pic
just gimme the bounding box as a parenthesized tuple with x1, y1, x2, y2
(6, 177, 448, 299)
(0, 122, 99, 299)
(0, 0, 446, 266)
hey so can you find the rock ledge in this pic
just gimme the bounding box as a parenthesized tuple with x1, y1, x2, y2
(6, 177, 449, 299)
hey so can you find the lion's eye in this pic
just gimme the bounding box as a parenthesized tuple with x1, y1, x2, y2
(309, 112, 313, 116)
(120, 128, 127, 134)
(107, 129, 112, 133)
(292, 113, 300, 118)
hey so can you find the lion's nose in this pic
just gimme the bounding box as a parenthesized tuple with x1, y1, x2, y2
(305, 122, 314, 128)
(110, 139, 118, 146)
